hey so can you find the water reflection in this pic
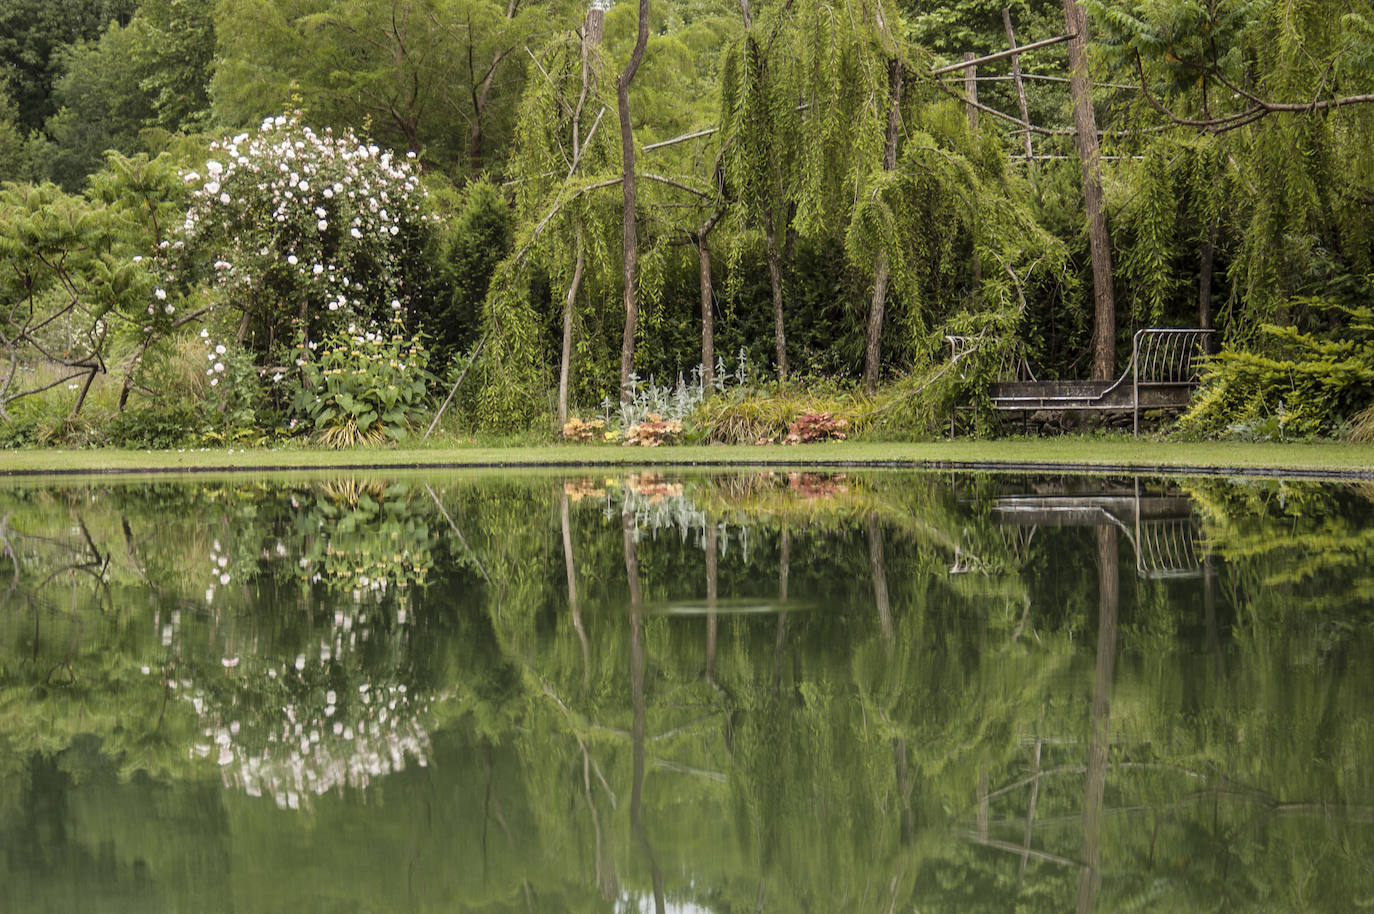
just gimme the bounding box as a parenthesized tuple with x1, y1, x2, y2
(1, 470, 1372, 912)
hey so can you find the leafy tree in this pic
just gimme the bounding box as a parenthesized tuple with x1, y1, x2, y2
(0, 153, 184, 421)
(211, 0, 565, 180)
(0, 85, 28, 184)
(39, 24, 156, 190)
(0, 0, 137, 132)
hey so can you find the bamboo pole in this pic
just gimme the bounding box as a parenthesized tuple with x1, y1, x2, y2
(1003, 9, 1034, 159)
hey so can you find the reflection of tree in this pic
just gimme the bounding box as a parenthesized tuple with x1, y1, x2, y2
(3, 472, 1374, 912)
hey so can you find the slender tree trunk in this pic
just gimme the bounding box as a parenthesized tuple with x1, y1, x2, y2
(558, 233, 585, 425)
(1063, 0, 1116, 380)
(617, 0, 651, 402)
(705, 523, 718, 681)
(466, 0, 520, 174)
(963, 56, 982, 303)
(762, 206, 788, 382)
(963, 54, 978, 132)
(863, 59, 904, 395)
(773, 529, 790, 691)
(1003, 9, 1034, 159)
(864, 257, 891, 396)
(562, 490, 590, 687)
(867, 513, 893, 644)
(1077, 525, 1118, 913)
(558, 7, 604, 424)
(698, 212, 721, 393)
(625, 511, 665, 914)
(1199, 215, 1218, 344)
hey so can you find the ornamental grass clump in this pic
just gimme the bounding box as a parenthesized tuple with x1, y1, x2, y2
(292, 322, 431, 447)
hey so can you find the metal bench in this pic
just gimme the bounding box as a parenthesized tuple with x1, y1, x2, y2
(949, 328, 1214, 435)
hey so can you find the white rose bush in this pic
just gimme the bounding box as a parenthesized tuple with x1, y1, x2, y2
(179, 115, 439, 443)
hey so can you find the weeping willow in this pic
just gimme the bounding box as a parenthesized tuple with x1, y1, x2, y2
(477, 25, 623, 431)
(1089, 0, 1374, 434)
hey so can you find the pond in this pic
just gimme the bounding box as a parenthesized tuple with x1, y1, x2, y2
(1, 468, 1372, 912)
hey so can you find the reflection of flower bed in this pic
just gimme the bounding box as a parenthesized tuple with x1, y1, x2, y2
(293, 480, 434, 603)
(624, 472, 684, 501)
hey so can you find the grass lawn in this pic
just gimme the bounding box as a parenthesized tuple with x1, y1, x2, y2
(2, 437, 1372, 479)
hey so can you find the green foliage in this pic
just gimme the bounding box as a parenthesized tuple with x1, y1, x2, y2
(0, 86, 29, 184)
(0, 156, 186, 420)
(104, 401, 200, 447)
(434, 177, 512, 357)
(1179, 299, 1374, 439)
(0, 0, 138, 132)
(40, 22, 157, 190)
(211, 0, 562, 179)
(292, 321, 433, 446)
(1087, 0, 1374, 332)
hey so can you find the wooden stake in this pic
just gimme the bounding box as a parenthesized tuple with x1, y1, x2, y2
(1003, 9, 1034, 159)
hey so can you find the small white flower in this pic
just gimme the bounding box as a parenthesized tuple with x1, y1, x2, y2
(164, 304, 175, 315)
(200, 329, 209, 338)
(219, 192, 231, 204)
(215, 344, 227, 355)
(312, 264, 324, 275)
(214, 362, 225, 373)
(287, 255, 298, 265)
(317, 219, 328, 231)
(350, 227, 361, 239)
(210, 377, 219, 386)
(132, 255, 143, 263)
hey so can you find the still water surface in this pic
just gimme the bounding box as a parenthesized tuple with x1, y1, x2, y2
(1, 469, 1371, 912)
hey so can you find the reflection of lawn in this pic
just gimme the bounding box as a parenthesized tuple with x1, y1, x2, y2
(3, 438, 1374, 477)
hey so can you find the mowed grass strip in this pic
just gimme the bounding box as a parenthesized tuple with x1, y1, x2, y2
(3, 437, 1372, 479)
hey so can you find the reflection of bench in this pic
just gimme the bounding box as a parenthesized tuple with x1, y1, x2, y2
(949, 328, 1213, 435)
(991, 490, 1203, 579)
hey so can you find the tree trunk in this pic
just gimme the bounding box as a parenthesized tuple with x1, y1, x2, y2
(562, 490, 590, 687)
(1063, 0, 1116, 380)
(1199, 215, 1218, 347)
(558, 232, 584, 425)
(558, 8, 604, 424)
(1003, 9, 1034, 159)
(863, 256, 891, 395)
(705, 523, 717, 681)
(862, 58, 903, 395)
(762, 205, 788, 382)
(698, 213, 721, 393)
(617, 0, 651, 402)
(1077, 524, 1118, 914)
(625, 511, 665, 914)
(466, 0, 520, 174)
(867, 513, 893, 644)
